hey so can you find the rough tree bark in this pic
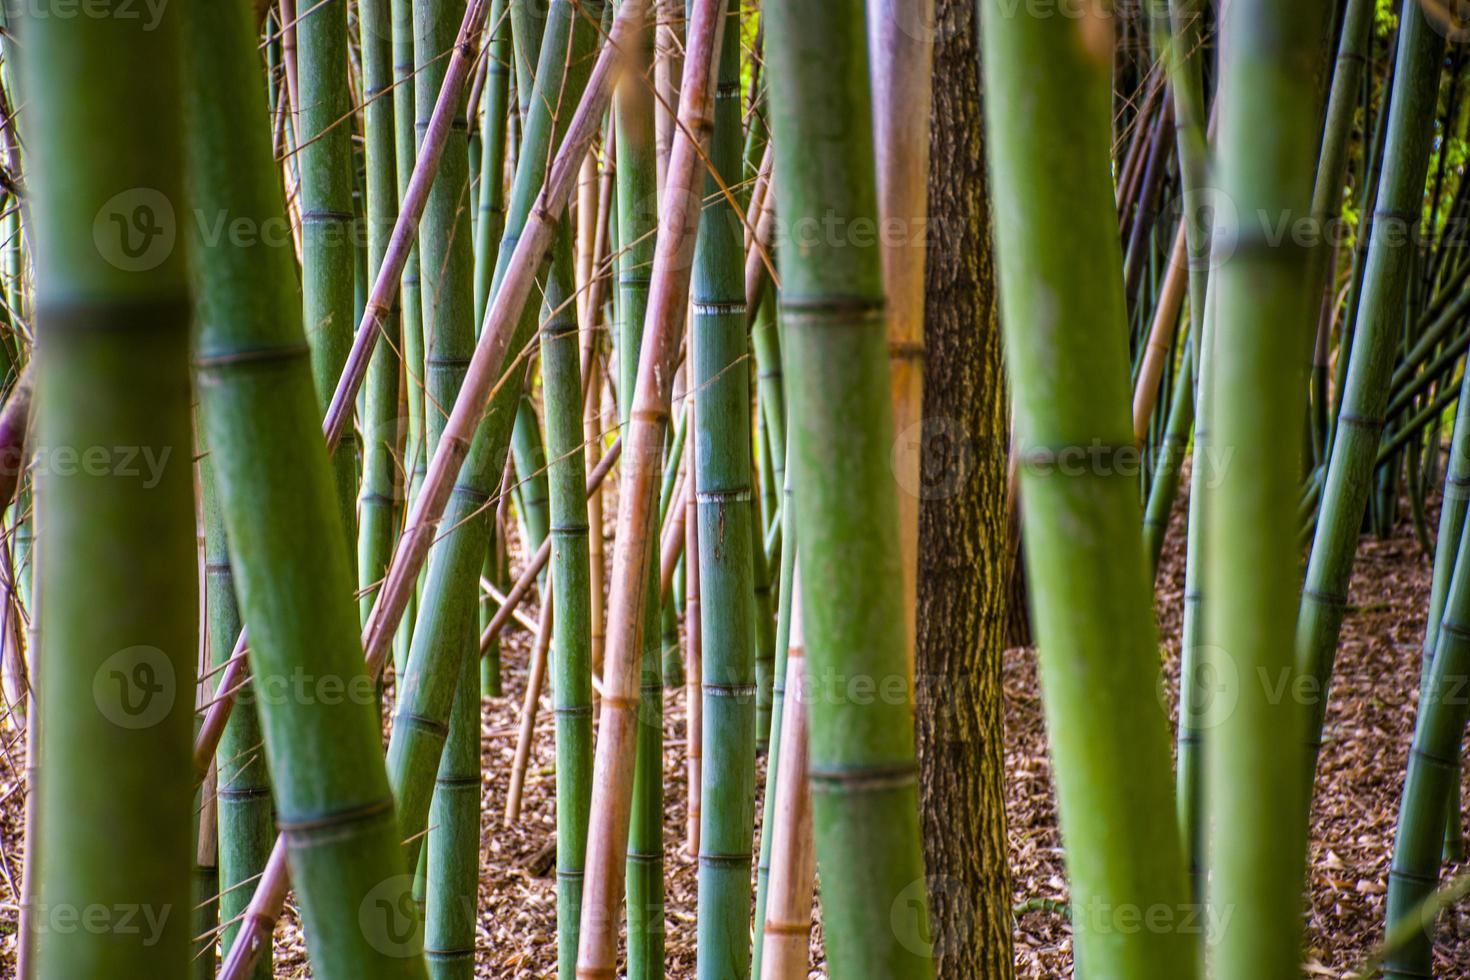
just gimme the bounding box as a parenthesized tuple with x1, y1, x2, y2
(912, 1, 1015, 976)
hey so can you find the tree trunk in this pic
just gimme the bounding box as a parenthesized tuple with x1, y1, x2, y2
(913, 2, 1014, 977)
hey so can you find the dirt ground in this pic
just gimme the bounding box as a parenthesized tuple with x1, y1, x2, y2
(1, 473, 1467, 977)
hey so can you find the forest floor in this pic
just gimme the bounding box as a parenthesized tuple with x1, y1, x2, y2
(0, 470, 1468, 977)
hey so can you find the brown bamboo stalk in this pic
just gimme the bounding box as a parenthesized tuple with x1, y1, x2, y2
(575, 1, 725, 972)
(479, 437, 622, 652)
(683, 391, 701, 858)
(869, 0, 933, 663)
(215, 10, 648, 976)
(759, 575, 814, 979)
(1131, 219, 1188, 442)
(193, 0, 493, 782)
(504, 585, 556, 824)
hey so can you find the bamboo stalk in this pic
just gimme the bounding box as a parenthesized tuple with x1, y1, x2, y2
(1206, 2, 1327, 972)
(684, 409, 703, 857)
(183, 3, 423, 976)
(978, 3, 1196, 975)
(1131, 221, 1188, 442)
(298, 0, 360, 564)
(25, 8, 197, 977)
(868, 0, 934, 670)
(691, 5, 757, 972)
(1297, 0, 1445, 783)
(358, 0, 403, 641)
(576, 3, 725, 973)
(759, 575, 813, 980)
(504, 584, 555, 823)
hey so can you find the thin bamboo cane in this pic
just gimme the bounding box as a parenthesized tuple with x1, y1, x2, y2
(1206, 2, 1327, 971)
(759, 574, 813, 980)
(1297, 1, 1445, 783)
(183, 4, 423, 976)
(505, 584, 555, 822)
(1132, 222, 1188, 441)
(751, 471, 795, 980)
(576, 3, 725, 972)
(978, 3, 1196, 975)
(684, 408, 702, 857)
(217, 9, 643, 976)
(480, 440, 623, 649)
(358, 0, 403, 638)
(25, 9, 197, 977)
(298, 0, 360, 563)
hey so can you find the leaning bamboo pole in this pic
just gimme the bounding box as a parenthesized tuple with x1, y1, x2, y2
(576, 2, 725, 973)
(764, 1, 934, 975)
(1205, 1, 1327, 972)
(684, 412, 703, 857)
(218, 9, 646, 975)
(978, 2, 1196, 975)
(504, 584, 555, 822)
(183, 3, 424, 976)
(1297, 0, 1445, 783)
(26, 10, 197, 977)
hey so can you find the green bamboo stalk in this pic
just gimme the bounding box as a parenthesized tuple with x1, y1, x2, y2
(511, 393, 552, 557)
(182, 2, 423, 975)
(392, 0, 426, 679)
(202, 437, 273, 980)
(475, 0, 513, 328)
(1165, 0, 1210, 358)
(692, 3, 756, 975)
(298, 0, 361, 565)
(359, 0, 403, 634)
(24, 8, 196, 976)
(409, 0, 481, 972)
(1297, 1, 1445, 783)
(541, 228, 594, 980)
(977, 4, 1196, 976)
(1205, 3, 1326, 973)
(1385, 511, 1470, 977)
(764, 1, 934, 975)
